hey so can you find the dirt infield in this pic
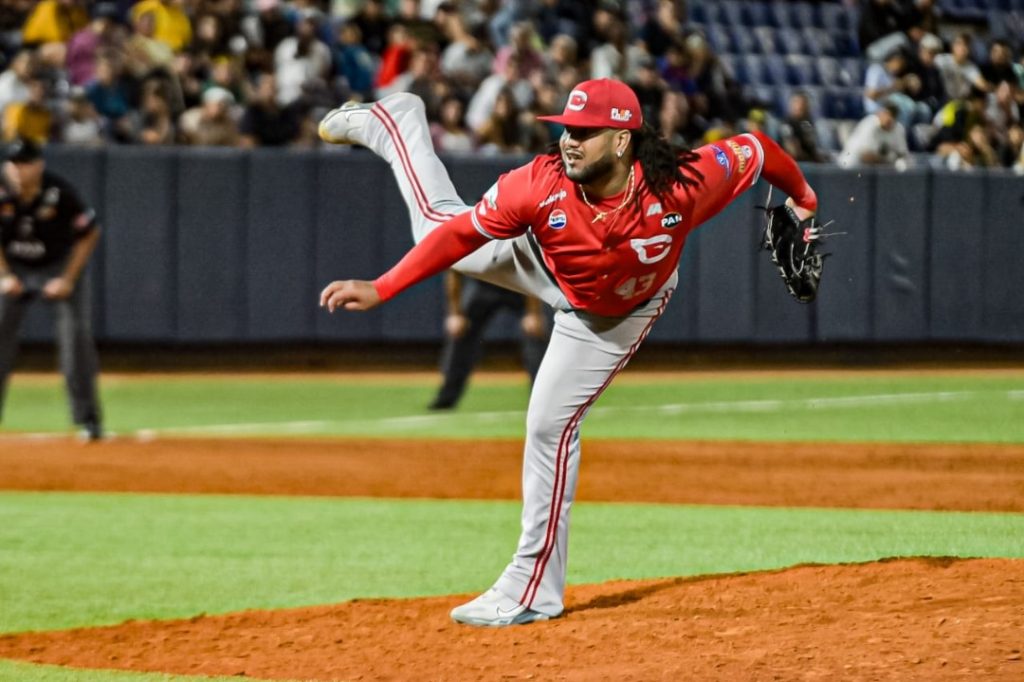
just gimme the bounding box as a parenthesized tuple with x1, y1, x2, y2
(2, 436, 1023, 680)
(3, 437, 1024, 510)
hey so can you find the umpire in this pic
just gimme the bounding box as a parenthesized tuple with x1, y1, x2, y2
(0, 138, 103, 440)
(429, 270, 548, 410)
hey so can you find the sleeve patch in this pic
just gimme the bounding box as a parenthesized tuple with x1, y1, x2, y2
(738, 134, 765, 186)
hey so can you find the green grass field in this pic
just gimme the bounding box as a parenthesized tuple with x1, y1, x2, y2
(2, 370, 1023, 682)
(4, 372, 1024, 442)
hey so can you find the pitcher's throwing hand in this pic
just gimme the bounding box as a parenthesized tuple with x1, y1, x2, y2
(320, 280, 381, 312)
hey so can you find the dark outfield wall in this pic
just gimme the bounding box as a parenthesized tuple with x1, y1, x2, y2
(17, 147, 1024, 345)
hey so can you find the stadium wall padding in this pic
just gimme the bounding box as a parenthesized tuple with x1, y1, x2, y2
(21, 146, 1024, 345)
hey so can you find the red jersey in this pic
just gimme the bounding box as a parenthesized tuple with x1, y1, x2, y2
(470, 133, 773, 316)
(374, 131, 816, 317)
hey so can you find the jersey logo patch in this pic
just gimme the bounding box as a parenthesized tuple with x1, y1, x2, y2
(726, 140, 749, 174)
(630, 235, 673, 264)
(661, 212, 682, 229)
(567, 90, 588, 111)
(548, 209, 567, 230)
(645, 202, 663, 217)
(711, 145, 731, 178)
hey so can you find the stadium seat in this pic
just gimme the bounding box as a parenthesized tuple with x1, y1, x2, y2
(833, 31, 860, 58)
(814, 118, 839, 152)
(743, 54, 768, 85)
(729, 25, 759, 54)
(815, 56, 841, 86)
(763, 54, 789, 85)
(689, 2, 709, 24)
(840, 58, 864, 86)
(720, 1, 745, 26)
(744, 1, 770, 27)
(753, 26, 779, 54)
(704, 24, 734, 53)
(718, 53, 745, 84)
(786, 55, 818, 86)
(767, 2, 793, 28)
(824, 88, 860, 119)
(836, 88, 865, 120)
(747, 84, 776, 111)
(801, 28, 837, 57)
(776, 27, 806, 55)
(697, 1, 726, 24)
(970, 36, 988, 64)
(819, 3, 851, 32)
(790, 2, 819, 29)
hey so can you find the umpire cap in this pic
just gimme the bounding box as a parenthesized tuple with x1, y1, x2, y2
(5, 137, 43, 163)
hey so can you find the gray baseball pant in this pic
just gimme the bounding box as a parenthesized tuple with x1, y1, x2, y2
(0, 260, 101, 426)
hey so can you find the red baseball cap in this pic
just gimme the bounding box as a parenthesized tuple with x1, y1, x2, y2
(537, 78, 643, 130)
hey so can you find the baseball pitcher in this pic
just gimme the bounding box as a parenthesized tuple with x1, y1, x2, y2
(318, 79, 824, 626)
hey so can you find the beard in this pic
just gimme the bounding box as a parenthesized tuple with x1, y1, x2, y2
(563, 152, 615, 185)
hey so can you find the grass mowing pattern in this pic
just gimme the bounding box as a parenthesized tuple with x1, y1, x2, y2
(4, 374, 1024, 442)
(2, 492, 1023, 635)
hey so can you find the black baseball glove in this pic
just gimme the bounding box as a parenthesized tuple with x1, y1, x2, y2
(760, 203, 826, 304)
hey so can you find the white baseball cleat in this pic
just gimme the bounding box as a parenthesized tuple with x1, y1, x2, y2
(449, 588, 551, 627)
(318, 101, 374, 145)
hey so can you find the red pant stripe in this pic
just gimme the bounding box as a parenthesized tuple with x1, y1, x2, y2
(371, 105, 457, 224)
(520, 289, 674, 608)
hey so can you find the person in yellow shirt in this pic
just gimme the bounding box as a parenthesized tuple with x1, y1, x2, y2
(130, 0, 192, 52)
(21, 0, 88, 46)
(21, 0, 89, 69)
(2, 79, 52, 144)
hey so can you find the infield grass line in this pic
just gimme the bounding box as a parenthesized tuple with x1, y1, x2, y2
(5, 374, 1024, 442)
(118, 389, 1000, 437)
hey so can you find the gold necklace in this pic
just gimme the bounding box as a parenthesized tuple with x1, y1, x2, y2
(580, 166, 635, 223)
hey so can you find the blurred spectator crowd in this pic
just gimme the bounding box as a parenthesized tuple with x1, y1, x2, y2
(0, 0, 1020, 171)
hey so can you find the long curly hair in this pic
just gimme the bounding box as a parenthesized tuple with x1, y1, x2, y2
(546, 122, 704, 203)
(631, 122, 704, 201)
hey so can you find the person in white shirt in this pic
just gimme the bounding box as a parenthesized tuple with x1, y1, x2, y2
(0, 51, 36, 118)
(839, 100, 910, 168)
(934, 32, 986, 101)
(465, 53, 534, 133)
(273, 9, 331, 106)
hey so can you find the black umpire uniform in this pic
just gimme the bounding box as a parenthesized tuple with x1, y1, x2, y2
(0, 138, 103, 439)
(430, 271, 548, 410)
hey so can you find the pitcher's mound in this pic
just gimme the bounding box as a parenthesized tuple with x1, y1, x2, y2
(2, 557, 1022, 681)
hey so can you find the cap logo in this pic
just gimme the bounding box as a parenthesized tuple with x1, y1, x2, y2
(610, 108, 633, 123)
(566, 90, 588, 111)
